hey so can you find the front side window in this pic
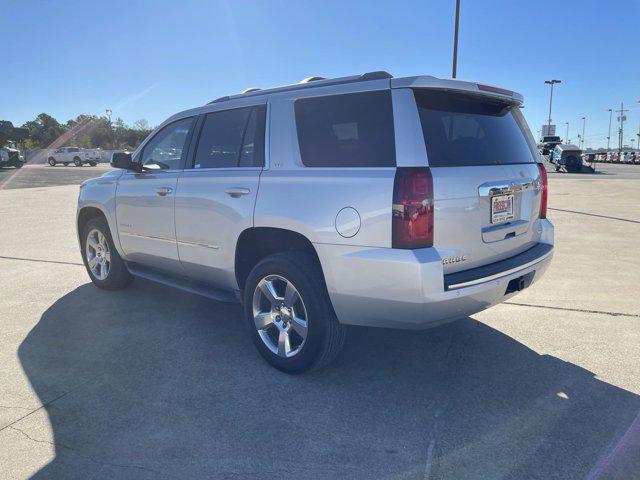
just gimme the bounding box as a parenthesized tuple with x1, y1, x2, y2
(414, 90, 535, 167)
(140, 117, 194, 170)
(193, 105, 266, 169)
(294, 90, 396, 167)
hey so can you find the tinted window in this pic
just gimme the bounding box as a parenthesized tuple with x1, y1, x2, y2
(414, 90, 535, 167)
(239, 106, 266, 167)
(140, 117, 194, 170)
(295, 90, 395, 167)
(194, 106, 265, 169)
(68, 147, 80, 152)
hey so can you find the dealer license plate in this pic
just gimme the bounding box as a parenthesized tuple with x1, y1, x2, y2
(491, 194, 514, 224)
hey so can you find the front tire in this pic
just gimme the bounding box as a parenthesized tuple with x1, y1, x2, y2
(73, 157, 82, 167)
(48, 157, 56, 166)
(81, 217, 132, 290)
(243, 252, 346, 374)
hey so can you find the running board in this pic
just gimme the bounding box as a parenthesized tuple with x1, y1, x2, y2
(126, 263, 238, 303)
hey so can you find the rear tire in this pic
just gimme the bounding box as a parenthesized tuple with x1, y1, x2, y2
(89, 161, 97, 167)
(48, 157, 56, 166)
(81, 217, 132, 290)
(243, 251, 346, 374)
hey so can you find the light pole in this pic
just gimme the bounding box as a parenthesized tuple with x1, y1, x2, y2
(607, 108, 613, 150)
(565, 121, 569, 144)
(581, 117, 586, 149)
(544, 80, 561, 137)
(452, 0, 461, 78)
(105, 108, 113, 149)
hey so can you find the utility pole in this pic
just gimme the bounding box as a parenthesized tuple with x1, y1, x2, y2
(607, 108, 613, 150)
(615, 102, 628, 153)
(452, 0, 461, 78)
(544, 80, 561, 137)
(637, 101, 640, 152)
(565, 122, 569, 144)
(581, 117, 586, 149)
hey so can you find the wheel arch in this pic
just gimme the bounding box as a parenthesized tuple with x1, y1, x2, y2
(77, 206, 107, 243)
(234, 227, 325, 292)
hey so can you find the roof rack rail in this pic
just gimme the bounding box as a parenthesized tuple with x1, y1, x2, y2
(209, 95, 230, 104)
(241, 87, 261, 94)
(299, 76, 326, 83)
(359, 71, 393, 81)
(207, 71, 393, 104)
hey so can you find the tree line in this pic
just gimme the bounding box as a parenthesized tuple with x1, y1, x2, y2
(0, 114, 153, 151)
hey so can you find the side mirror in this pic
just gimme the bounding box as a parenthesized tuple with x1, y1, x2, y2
(110, 152, 140, 171)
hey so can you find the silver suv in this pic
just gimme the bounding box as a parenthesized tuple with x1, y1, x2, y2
(77, 71, 554, 373)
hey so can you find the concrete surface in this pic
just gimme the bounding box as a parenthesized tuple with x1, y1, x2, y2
(0, 164, 112, 190)
(0, 163, 639, 479)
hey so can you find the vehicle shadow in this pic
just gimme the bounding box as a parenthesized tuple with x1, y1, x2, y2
(17, 281, 640, 479)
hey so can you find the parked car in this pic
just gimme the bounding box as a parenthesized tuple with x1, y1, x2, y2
(622, 151, 636, 164)
(48, 147, 99, 167)
(77, 72, 554, 373)
(0, 147, 24, 168)
(538, 135, 562, 156)
(551, 144, 583, 172)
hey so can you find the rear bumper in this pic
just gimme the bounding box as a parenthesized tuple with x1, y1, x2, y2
(316, 219, 554, 330)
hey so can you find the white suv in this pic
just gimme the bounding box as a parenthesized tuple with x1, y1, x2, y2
(77, 72, 554, 373)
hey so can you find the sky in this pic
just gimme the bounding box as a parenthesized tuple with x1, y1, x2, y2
(2, 0, 639, 149)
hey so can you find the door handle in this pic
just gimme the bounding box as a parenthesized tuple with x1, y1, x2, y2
(225, 187, 250, 198)
(155, 186, 173, 196)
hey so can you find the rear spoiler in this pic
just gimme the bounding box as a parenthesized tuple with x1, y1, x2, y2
(392, 76, 524, 104)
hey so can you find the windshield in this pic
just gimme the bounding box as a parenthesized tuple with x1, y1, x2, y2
(414, 90, 536, 167)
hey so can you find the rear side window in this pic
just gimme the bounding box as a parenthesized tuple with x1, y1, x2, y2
(295, 90, 395, 167)
(194, 105, 266, 169)
(414, 90, 535, 167)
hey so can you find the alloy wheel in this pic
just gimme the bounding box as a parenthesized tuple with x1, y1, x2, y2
(85, 228, 111, 280)
(252, 275, 308, 358)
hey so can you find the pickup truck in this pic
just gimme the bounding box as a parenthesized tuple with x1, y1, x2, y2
(48, 147, 99, 167)
(0, 147, 24, 168)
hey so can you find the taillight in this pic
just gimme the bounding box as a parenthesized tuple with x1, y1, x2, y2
(537, 162, 548, 218)
(392, 167, 434, 249)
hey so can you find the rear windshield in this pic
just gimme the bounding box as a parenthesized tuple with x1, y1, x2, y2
(414, 90, 535, 167)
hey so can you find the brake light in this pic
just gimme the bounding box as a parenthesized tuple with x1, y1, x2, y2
(537, 162, 548, 218)
(392, 167, 434, 248)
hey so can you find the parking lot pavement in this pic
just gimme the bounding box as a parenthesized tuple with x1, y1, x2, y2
(0, 164, 639, 479)
(0, 164, 113, 190)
